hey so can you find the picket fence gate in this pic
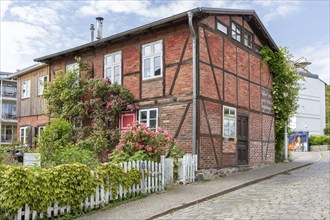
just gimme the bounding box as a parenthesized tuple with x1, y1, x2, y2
(178, 154, 198, 185)
(15, 156, 165, 220)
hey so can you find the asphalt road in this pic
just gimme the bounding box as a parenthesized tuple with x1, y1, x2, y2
(158, 151, 330, 220)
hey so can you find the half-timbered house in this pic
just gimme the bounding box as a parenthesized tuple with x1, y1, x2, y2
(34, 8, 276, 169)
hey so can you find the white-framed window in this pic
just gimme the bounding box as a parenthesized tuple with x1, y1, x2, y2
(38, 75, 48, 95)
(217, 21, 227, 34)
(142, 40, 163, 80)
(66, 62, 79, 74)
(244, 31, 253, 49)
(21, 80, 30, 99)
(139, 108, 158, 131)
(231, 22, 241, 42)
(20, 126, 29, 145)
(38, 126, 45, 136)
(104, 51, 122, 84)
(223, 106, 236, 137)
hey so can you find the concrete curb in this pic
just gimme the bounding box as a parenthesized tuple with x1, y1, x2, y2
(148, 153, 322, 220)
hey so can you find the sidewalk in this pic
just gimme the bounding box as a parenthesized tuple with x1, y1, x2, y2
(78, 152, 321, 220)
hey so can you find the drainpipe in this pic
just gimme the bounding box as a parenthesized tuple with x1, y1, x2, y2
(188, 11, 197, 155)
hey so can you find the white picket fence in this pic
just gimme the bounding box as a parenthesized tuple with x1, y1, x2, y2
(178, 154, 198, 185)
(16, 156, 165, 220)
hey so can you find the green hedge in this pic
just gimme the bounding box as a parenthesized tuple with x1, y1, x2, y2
(309, 135, 330, 146)
(0, 163, 141, 218)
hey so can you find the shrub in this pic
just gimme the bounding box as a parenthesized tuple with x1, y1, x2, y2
(324, 123, 330, 135)
(309, 135, 330, 146)
(111, 122, 177, 162)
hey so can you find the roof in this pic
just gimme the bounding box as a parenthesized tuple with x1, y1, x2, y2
(35, 7, 278, 63)
(297, 67, 327, 85)
(10, 62, 48, 78)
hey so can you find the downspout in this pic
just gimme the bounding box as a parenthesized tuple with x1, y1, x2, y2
(188, 11, 197, 155)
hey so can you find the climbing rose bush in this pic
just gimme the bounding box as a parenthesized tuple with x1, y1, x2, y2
(110, 121, 177, 162)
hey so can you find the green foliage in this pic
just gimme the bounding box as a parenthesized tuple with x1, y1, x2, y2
(0, 162, 141, 217)
(42, 60, 89, 124)
(260, 46, 302, 162)
(111, 123, 176, 162)
(36, 119, 73, 167)
(309, 135, 330, 145)
(324, 123, 330, 135)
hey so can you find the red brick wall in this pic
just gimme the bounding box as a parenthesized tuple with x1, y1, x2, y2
(198, 15, 275, 168)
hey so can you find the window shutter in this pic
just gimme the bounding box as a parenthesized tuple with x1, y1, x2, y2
(120, 111, 136, 131)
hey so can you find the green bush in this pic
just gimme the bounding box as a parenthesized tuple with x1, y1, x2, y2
(0, 162, 141, 217)
(324, 123, 330, 135)
(309, 135, 330, 146)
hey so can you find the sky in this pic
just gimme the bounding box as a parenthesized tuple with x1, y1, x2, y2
(0, 0, 329, 84)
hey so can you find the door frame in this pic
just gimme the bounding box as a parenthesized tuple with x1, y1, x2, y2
(237, 113, 249, 166)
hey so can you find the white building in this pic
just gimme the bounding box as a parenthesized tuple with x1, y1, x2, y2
(290, 68, 327, 135)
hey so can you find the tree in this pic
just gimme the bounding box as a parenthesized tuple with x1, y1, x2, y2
(260, 47, 302, 162)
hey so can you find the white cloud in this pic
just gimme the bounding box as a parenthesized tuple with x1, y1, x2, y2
(0, 0, 12, 19)
(257, 1, 301, 24)
(78, 0, 199, 19)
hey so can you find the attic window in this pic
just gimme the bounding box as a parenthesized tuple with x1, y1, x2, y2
(231, 22, 241, 42)
(244, 31, 253, 49)
(217, 21, 227, 34)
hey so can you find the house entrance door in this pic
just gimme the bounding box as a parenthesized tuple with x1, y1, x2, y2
(237, 115, 249, 165)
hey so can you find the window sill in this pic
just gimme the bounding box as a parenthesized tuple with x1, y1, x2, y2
(142, 76, 163, 82)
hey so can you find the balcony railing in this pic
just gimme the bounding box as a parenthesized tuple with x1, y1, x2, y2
(1, 113, 17, 120)
(2, 86, 17, 98)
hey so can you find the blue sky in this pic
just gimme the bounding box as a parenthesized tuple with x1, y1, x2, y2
(1, 0, 329, 84)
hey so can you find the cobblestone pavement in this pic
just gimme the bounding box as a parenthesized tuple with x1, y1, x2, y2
(158, 152, 330, 220)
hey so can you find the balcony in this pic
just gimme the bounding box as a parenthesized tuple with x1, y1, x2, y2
(1, 113, 17, 120)
(1, 83, 17, 99)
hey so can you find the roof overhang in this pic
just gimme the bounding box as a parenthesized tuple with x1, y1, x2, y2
(10, 62, 48, 78)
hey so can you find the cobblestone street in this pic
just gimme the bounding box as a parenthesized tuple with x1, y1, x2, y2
(158, 152, 330, 220)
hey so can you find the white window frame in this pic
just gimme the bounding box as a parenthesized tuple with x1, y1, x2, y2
(104, 51, 122, 84)
(66, 62, 79, 74)
(20, 126, 29, 145)
(139, 108, 158, 130)
(231, 22, 241, 42)
(21, 80, 31, 99)
(244, 31, 253, 49)
(142, 40, 163, 80)
(217, 21, 228, 34)
(38, 126, 45, 136)
(38, 75, 48, 96)
(223, 106, 237, 138)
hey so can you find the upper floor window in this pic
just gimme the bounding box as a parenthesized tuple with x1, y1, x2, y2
(38, 75, 48, 95)
(217, 21, 228, 34)
(223, 106, 236, 138)
(104, 51, 121, 84)
(231, 22, 241, 42)
(21, 80, 30, 99)
(66, 62, 79, 74)
(142, 40, 163, 80)
(244, 31, 253, 49)
(139, 108, 158, 131)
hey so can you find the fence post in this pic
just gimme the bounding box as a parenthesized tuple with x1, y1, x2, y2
(141, 161, 146, 194)
(160, 155, 165, 190)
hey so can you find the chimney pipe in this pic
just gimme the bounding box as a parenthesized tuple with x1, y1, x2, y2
(90, 24, 95, 42)
(96, 17, 104, 40)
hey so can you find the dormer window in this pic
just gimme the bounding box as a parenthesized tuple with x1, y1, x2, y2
(231, 22, 241, 42)
(244, 31, 253, 49)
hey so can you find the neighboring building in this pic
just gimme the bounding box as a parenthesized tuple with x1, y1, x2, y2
(290, 68, 327, 135)
(10, 63, 49, 146)
(0, 72, 17, 146)
(35, 8, 276, 169)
